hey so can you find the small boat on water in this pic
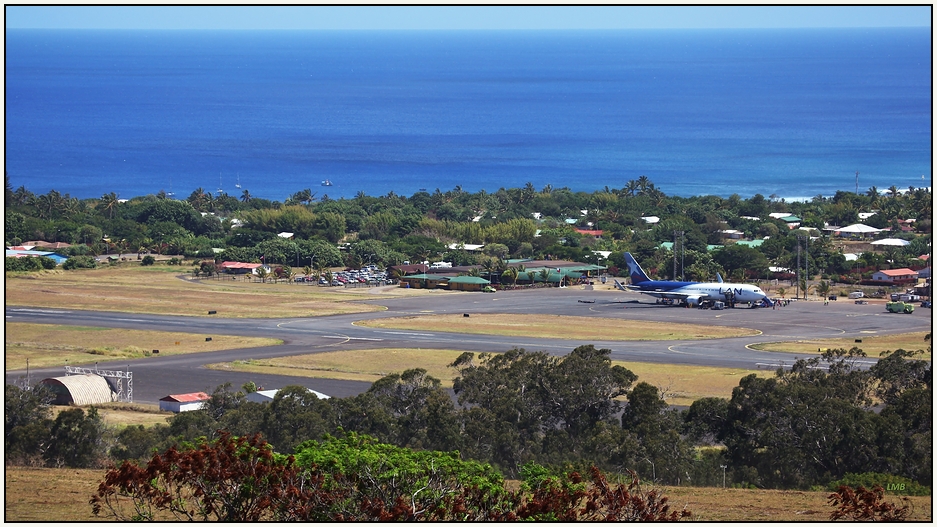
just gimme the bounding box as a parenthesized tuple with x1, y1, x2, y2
(321, 179, 333, 186)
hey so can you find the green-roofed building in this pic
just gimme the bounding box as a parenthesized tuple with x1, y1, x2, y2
(660, 242, 723, 252)
(446, 275, 491, 291)
(735, 239, 765, 248)
(398, 273, 449, 289)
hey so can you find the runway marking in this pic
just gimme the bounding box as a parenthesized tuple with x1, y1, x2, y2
(321, 336, 383, 341)
(7, 308, 70, 314)
(379, 331, 435, 337)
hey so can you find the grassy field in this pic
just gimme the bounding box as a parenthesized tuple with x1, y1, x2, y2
(4, 264, 409, 318)
(5, 467, 930, 522)
(5, 322, 282, 371)
(354, 313, 760, 340)
(750, 331, 931, 360)
(208, 348, 772, 405)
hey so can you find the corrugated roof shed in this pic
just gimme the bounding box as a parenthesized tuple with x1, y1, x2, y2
(41, 374, 117, 406)
(160, 392, 210, 403)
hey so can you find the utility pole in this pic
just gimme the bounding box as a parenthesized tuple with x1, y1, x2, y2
(855, 170, 859, 195)
(673, 230, 684, 280)
(797, 235, 809, 300)
(720, 464, 728, 489)
(796, 238, 802, 299)
(804, 236, 810, 300)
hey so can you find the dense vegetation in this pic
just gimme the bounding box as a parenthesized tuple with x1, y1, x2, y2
(7, 342, 931, 494)
(5, 175, 931, 287)
(5, 175, 931, 512)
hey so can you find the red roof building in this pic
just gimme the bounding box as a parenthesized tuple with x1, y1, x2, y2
(159, 392, 210, 413)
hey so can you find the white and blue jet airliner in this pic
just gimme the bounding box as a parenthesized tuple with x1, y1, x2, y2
(616, 252, 773, 307)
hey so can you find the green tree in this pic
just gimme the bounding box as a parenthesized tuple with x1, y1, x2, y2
(43, 407, 107, 468)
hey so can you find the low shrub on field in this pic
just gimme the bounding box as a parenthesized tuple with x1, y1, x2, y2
(828, 473, 930, 496)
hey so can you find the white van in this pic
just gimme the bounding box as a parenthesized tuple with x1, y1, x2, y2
(847, 292, 864, 299)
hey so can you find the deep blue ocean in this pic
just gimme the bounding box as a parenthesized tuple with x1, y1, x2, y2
(5, 28, 932, 202)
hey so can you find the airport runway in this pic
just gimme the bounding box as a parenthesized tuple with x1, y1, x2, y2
(6, 287, 931, 404)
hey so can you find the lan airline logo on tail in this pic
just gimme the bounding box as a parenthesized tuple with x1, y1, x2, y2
(616, 252, 773, 307)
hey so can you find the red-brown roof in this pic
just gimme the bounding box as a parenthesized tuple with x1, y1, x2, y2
(219, 261, 263, 269)
(877, 268, 918, 276)
(574, 229, 604, 236)
(160, 392, 210, 403)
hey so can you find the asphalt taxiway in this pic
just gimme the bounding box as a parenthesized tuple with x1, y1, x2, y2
(6, 287, 931, 404)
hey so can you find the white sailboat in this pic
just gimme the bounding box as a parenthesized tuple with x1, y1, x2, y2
(235, 173, 241, 189)
(217, 172, 223, 195)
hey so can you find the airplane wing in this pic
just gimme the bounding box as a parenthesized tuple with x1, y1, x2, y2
(633, 290, 703, 305)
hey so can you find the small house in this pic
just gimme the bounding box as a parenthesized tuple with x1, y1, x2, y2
(159, 392, 210, 413)
(870, 268, 919, 285)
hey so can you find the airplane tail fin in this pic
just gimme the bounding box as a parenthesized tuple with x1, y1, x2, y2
(716, 272, 724, 283)
(613, 279, 628, 291)
(623, 252, 651, 284)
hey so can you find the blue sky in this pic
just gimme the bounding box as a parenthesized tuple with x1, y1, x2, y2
(5, 5, 931, 30)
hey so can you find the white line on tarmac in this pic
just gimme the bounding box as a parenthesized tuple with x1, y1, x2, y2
(320, 336, 383, 341)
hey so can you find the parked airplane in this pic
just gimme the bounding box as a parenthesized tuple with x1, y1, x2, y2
(616, 252, 773, 307)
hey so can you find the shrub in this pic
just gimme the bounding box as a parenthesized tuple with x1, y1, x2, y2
(828, 485, 911, 521)
(62, 255, 97, 270)
(140, 255, 156, 266)
(828, 472, 930, 496)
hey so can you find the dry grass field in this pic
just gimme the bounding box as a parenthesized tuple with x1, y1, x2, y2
(354, 313, 760, 340)
(5, 322, 282, 371)
(4, 264, 405, 318)
(4, 467, 930, 522)
(751, 331, 932, 360)
(209, 348, 771, 405)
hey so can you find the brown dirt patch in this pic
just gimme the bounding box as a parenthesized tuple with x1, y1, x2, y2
(5, 322, 281, 371)
(5, 265, 388, 318)
(354, 313, 758, 340)
(750, 331, 931, 360)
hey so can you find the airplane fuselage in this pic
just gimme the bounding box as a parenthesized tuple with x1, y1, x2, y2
(629, 281, 769, 305)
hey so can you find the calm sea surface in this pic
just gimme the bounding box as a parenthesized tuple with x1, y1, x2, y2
(5, 28, 932, 201)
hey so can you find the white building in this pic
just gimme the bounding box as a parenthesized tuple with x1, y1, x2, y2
(159, 392, 210, 413)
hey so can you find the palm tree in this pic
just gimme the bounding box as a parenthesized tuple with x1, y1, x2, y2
(467, 267, 481, 277)
(100, 192, 119, 219)
(481, 258, 495, 281)
(255, 266, 269, 283)
(637, 175, 651, 194)
(240, 189, 252, 202)
(816, 280, 832, 300)
(323, 269, 334, 286)
(539, 268, 551, 285)
(502, 267, 519, 288)
(625, 180, 640, 197)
